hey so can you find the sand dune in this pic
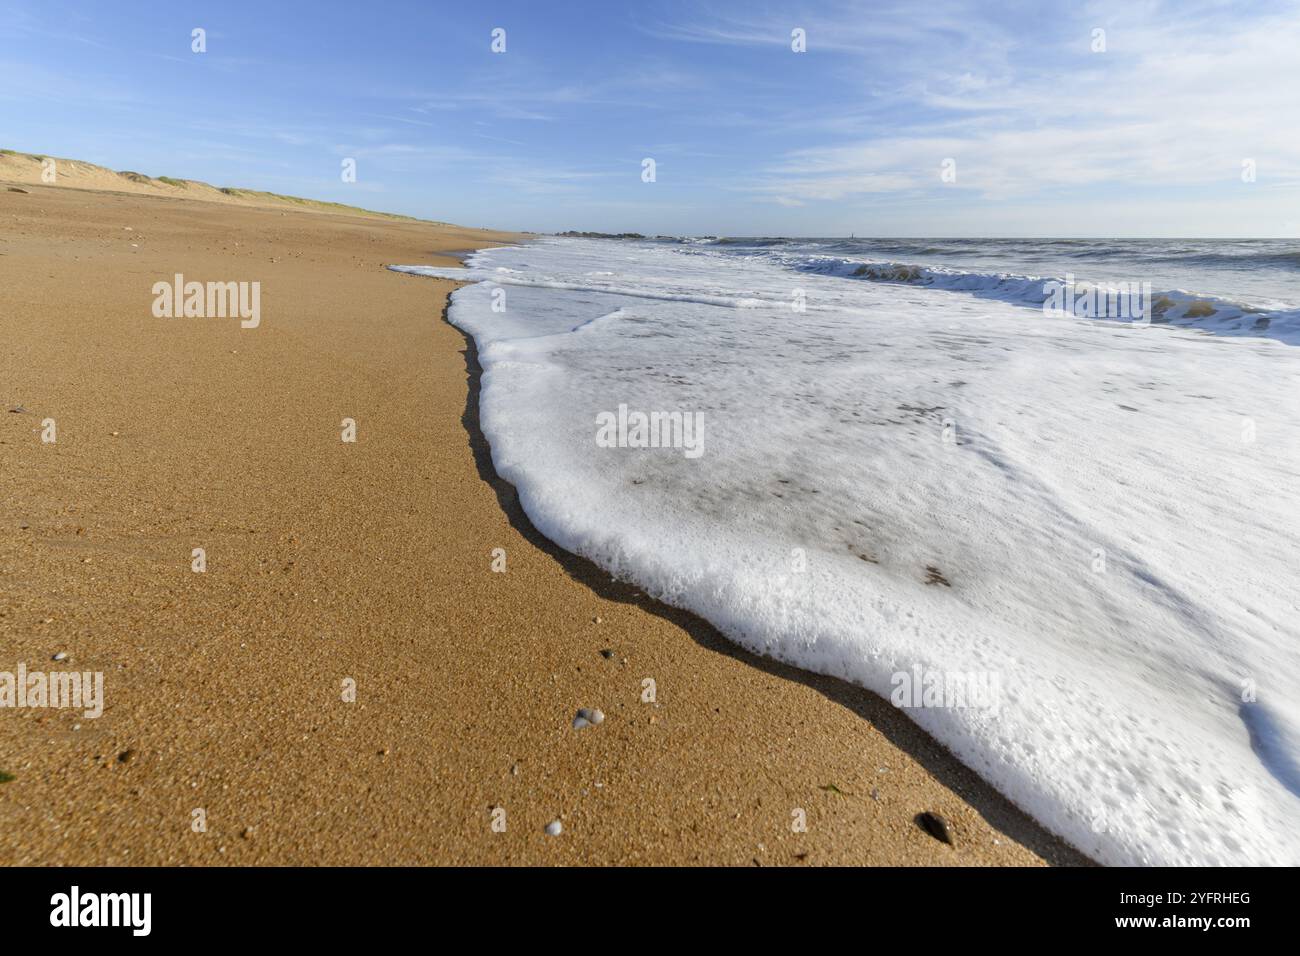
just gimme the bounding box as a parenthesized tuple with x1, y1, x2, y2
(1, 148, 433, 222)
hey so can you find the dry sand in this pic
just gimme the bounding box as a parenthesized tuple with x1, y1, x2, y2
(0, 174, 1089, 865)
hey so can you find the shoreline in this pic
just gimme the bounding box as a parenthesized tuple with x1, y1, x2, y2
(431, 270, 1091, 867)
(2, 181, 1087, 865)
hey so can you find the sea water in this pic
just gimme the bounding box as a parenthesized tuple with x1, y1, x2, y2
(394, 236, 1300, 866)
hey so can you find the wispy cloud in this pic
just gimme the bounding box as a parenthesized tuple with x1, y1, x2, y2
(745, 0, 1300, 206)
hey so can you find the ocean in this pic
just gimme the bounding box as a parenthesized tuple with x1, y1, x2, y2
(393, 235, 1300, 866)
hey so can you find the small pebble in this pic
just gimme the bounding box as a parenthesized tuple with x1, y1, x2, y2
(52, 651, 67, 662)
(588, 708, 605, 725)
(599, 649, 614, 659)
(916, 811, 953, 845)
(544, 820, 562, 836)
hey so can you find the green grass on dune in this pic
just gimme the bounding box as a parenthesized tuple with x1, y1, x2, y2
(220, 186, 433, 222)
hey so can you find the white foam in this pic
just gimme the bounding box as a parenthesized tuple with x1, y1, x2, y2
(771, 254, 1300, 341)
(394, 236, 1300, 865)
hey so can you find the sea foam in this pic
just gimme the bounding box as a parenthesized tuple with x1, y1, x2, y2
(394, 236, 1300, 865)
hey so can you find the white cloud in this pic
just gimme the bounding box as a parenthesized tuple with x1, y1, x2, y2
(746, 1, 1300, 210)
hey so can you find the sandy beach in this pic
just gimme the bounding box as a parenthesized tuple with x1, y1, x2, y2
(0, 175, 1088, 866)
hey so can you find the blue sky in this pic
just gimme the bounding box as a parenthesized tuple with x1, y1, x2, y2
(3, 0, 1299, 236)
